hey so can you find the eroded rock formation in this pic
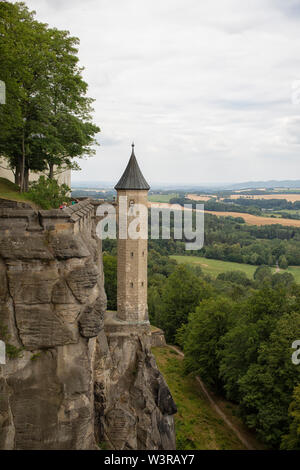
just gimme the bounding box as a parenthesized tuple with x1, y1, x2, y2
(0, 199, 176, 450)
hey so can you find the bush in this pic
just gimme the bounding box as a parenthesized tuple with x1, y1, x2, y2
(27, 176, 70, 209)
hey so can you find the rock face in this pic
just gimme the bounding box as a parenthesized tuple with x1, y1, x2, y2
(151, 328, 167, 348)
(94, 313, 176, 450)
(0, 200, 176, 450)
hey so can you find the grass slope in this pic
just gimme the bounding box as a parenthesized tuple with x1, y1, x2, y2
(152, 346, 247, 450)
(171, 255, 300, 283)
(0, 177, 33, 205)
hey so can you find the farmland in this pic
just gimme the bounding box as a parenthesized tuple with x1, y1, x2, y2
(227, 193, 300, 202)
(203, 210, 300, 227)
(187, 192, 300, 203)
(148, 201, 300, 227)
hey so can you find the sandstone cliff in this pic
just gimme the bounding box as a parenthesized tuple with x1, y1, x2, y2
(0, 199, 176, 450)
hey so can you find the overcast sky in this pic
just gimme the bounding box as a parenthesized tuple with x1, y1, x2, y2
(23, 0, 300, 185)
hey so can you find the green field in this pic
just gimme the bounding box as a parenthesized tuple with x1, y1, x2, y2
(276, 209, 300, 216)
(0, 177, 34, 206)
(152, 346, 253, 450)
(171, 255, 300, 283)
(148, 193, 178, 203)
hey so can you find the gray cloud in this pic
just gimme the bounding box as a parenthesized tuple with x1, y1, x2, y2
(21, 0, 300, 185)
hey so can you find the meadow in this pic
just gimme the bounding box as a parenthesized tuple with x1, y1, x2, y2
(148, 193, 179, 203)
(171, 255, 300, 283)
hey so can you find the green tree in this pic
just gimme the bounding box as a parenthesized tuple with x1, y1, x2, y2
(183, 297, 234, 389)
(103, 254, 117, 311)
(278, 255, 288, 270)
(281, 384, 300, 450)
(0, 2, 99, 191)
(217, 270, 251, 287)
(219, 287, 291, 402)
(237, 312, 300, 447)
(253, 265, 272, 284)
(158, 264, 211, 343)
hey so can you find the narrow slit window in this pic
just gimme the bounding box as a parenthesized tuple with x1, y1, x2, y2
(130, 282, 133, 288)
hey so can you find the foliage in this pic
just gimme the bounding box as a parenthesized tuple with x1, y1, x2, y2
(27, 176, 70, 209)
(182, 297, 234, 389)
(0, 1, 99, 191)
(181, 284, 300, 448)
(217, 270, 251, 287)
(0, 321, 23, 359)
(278, 255, 288, 269)
(151, 211, 300, 267)
(156, 265, 212, 343)
(281, 384, 300, 450)
(101, 207, 300, 449)
(103, 253, 117, 311)
(153, 347, 247, 450)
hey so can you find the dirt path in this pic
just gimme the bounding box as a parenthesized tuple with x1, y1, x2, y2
(168, 344, 255, 450)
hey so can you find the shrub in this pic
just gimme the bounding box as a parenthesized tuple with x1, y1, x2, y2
(27, 176, 70, 209)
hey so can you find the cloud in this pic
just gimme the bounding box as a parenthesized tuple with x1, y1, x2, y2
(21, 0, 300, 184)
(273, 0, 300, 18)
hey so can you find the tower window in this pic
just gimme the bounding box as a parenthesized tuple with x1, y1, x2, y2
(131, 252, 134, 257)
(130, 282, 133, 288)
(129, 200, 135, 215)
(141, 282, 144, 287)
(142, 251, 145, 256)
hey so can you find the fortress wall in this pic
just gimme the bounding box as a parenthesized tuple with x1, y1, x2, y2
(0, 157, 71, 187)
(0, 197, 107, 450)
(0, 198, 95, 235)
(0, 197, 176, 450)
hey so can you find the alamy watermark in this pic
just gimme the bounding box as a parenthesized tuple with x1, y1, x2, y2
(96, 197, 204, 250)
(0, 80, 5, 104)
(292, 340, 300, 365)
(0, 340, 5, 365)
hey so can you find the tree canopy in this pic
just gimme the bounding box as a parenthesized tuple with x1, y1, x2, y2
(0, 1, 99, 191)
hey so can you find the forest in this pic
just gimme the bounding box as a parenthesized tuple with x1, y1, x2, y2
(148, 211, 300, 267)
(103, 213, 300, 450)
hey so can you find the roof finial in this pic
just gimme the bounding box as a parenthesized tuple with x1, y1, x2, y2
(132, 141, 135, 149)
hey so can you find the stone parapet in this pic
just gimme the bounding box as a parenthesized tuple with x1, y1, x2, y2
(0, 198, 95, 234)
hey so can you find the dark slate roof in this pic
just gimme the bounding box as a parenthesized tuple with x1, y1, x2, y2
(115, 144, 150, 190)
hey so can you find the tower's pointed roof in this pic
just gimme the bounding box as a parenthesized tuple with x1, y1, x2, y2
(115, 143, 150, 190)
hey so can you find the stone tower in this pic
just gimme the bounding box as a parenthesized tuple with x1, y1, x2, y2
(115, 144, 150, 322)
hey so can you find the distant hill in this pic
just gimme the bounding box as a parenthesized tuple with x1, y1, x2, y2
(71, 180, 300, 192)
(151, 180, 300, 192)
(213, 180, 300, 191)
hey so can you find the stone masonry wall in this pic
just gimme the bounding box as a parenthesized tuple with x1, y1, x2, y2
(0, 198, 176, 450)
(0, 199, 105, 449)
(116, 189, 148, 322)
